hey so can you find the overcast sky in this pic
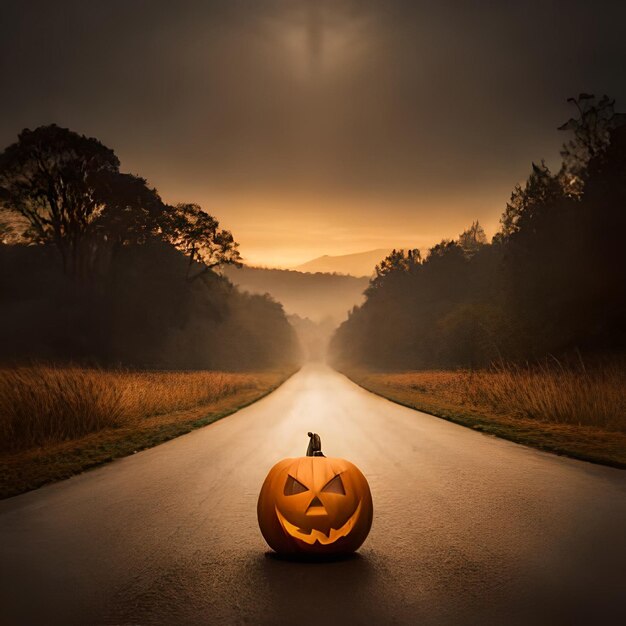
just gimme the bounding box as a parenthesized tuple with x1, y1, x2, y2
(2, 0, 626, 266)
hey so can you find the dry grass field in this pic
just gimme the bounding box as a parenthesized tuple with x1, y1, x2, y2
(0, 366, 294, 497)
(345, 360, 626, 467)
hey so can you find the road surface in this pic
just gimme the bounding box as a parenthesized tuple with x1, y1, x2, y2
(1, 363, 625, 625)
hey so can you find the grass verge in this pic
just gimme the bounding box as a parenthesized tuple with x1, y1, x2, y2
(0, 367, 295, 499)
(341, 364, 626, 469)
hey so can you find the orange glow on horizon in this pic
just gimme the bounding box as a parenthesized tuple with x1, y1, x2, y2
(156, 188, 505, 270)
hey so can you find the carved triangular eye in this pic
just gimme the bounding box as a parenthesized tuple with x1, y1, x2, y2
(322, 474, 346, 495)
(284, 475, 308, 496)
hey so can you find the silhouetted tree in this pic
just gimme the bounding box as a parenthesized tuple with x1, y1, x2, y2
(0, 125, 243, 282)
(0, 239, 299, 370)
(0, 125, 122, 277)
(330, 94, 626, 370)
(167, 203, 242, 280)
(94, 172, 165, 246)
(558, 93, 626, 196)
(458, 221, 487, 257)
(367, 249, 421, 295)
(498, 161, 563, 240)
(0, 125, 298, 370)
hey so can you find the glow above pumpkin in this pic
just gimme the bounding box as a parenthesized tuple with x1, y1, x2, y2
(257, 433, 373, 554)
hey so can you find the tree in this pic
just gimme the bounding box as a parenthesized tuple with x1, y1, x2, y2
(0, 125, 241, 281)
(0, 124, 120, 277)
(368, 249, 420, 292)
(498, 161, 562, 240)
(94, 172, 165, 247)
(558, 93, 626, 196)
(458, 221, 487, 257)
(166, 203, 242, 280)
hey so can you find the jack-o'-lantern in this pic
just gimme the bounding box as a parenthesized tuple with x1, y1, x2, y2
(257, 432, 373, 555)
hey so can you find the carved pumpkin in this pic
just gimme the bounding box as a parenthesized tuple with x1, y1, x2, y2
(257, 432, 373, 555)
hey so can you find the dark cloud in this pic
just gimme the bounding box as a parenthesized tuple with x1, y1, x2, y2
(1, 1, 626, 264)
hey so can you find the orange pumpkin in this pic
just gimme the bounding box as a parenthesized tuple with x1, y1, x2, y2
(257, 432, 373, 555)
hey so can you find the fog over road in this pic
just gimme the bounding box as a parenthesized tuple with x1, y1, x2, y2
(1, 364, 625, 625)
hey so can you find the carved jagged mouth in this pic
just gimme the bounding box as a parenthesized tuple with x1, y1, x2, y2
(275, 501, 362, 545)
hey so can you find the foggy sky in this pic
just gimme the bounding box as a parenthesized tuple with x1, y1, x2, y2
(2, 0, 626, 266)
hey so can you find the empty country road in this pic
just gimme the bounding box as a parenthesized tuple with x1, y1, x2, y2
(1, 363, 625, 625)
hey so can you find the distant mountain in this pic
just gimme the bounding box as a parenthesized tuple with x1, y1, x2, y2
(223, 266, 368, 324)
(294, 249, 391, 277)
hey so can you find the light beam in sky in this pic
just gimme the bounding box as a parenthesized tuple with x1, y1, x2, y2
(306, 1, 323, 77)
(2, 2, 625, 268)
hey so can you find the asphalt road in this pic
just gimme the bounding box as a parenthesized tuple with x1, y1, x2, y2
(1, 363, 625, 625)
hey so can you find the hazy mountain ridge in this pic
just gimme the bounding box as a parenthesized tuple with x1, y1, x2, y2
(294, 249, 391, 277)
(223, 265, 369, 324)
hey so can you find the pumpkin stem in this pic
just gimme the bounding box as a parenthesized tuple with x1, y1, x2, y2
(306, 432, 325, 457)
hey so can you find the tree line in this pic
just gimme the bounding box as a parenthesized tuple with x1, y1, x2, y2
(330, 95, 626, 370)
(0, 125, 299, 369)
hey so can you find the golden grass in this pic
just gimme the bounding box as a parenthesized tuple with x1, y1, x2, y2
(344, 360, 626, 468)
(378, 362, 625, 431)
(1, 366, 293, 497)
(0, 366, 284, 452)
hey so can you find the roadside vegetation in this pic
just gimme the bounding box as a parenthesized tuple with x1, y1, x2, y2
(331, 95, 626, 467)
(0, 123, 301, 496)
(0, 124, 300, 371)
(0, 365, 294, 498)
(345, 359, 626, 467)
(331, 95, 625, 371)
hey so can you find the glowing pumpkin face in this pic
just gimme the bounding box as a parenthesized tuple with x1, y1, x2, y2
(257, 433, 373, 555)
